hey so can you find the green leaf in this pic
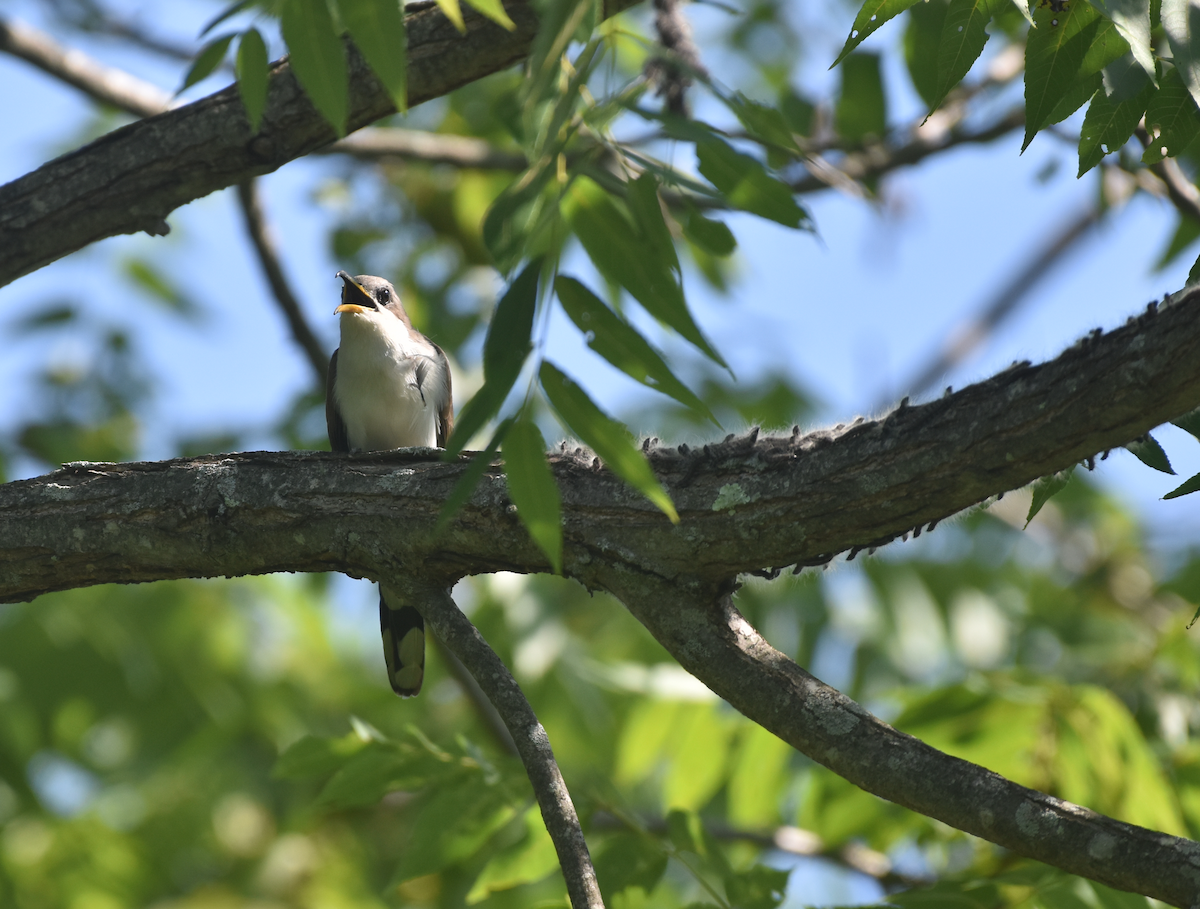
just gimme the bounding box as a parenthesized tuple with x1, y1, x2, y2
(1025, 466, 1074, 526)
(905, 0, 950, 108)
(1162, 0, 1200, 107)
(566, 176, 726, 367)
(1025, 1, 1117, 149)
(503, 415, 563, 573)
(316, 742, 440, 808)
(463, 0, 517, 30)
(482, 163, 554, 273)
(593, 833, 669, 900)
(1009, 0, 1035, 24)
(1078, 57, 1154, 175)
(1142, 67, 1200, 162)
(1155, 210, 1200, 269)
(200, 0, 254, 37)
(341, 0, 408, 111)
(236, 28, 269, 132)
(483, 257, 541, 385)
(437, 419, 511, 531)
(539, 361, 678, 522)
(1090, 0, 1156, 83)
(555, 276, 718, 424)
(466, 806, 560, 903)
(625, 174, 680, 273)
(1165, 471, 1200, 498)
(124, 257, 201, 318)
(271, 731, 368, 779)
(1173, 405, 1200, 439)
(1125, 434, 1175, 473)
(724, 93, 801, 153)
(934, 0, 997, 111)
(683, 209, 737, 257)
(695, 139, 811, 229)
(832, 0, 925, 67)
(281, 0, 348, 135)
(180, 33, 235, 93)
(836, 52, 887, 143)
(1190, 248, 1200, 284)
(434, 0, 467, 31)
(1089, 881, 1152, 909)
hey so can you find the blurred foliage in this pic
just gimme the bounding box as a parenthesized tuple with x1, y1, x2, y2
(5, 0, 1200, 905)
(2, 469, 1198, 906)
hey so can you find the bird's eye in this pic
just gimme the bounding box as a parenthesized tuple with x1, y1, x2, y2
(379, 288, 391, 302)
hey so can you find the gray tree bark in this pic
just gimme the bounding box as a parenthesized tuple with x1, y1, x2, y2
(4, 286, 1200, 905)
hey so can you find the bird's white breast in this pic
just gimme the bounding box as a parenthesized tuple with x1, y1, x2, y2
(334, 311, 446, 450)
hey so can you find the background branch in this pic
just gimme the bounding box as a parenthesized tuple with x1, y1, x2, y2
(403, 580, 602, 909)
(235, 180, 329, 387)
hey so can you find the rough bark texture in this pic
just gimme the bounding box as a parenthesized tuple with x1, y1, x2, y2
(0, 0, 636, 287)
(4, 288, 1200, 903)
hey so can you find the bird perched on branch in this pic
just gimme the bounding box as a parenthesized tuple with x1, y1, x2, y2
(326, 270, 453, 696)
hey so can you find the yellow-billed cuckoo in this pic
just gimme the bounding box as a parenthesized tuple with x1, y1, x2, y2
(326, 271, 453, 696)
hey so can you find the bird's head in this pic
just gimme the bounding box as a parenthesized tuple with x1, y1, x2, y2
(334, 271, 412, 329)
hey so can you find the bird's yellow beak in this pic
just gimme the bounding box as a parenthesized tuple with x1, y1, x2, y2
(335, 270, 374, 314)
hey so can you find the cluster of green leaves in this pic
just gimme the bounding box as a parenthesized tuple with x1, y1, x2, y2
(3, 463, 1198, 905)
(836, 0, 1200, 177)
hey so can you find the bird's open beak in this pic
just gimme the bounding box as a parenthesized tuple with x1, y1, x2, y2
(335, 270, 375, 314)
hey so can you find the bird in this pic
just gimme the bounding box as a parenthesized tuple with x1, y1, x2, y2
(326, 270, 453, 697)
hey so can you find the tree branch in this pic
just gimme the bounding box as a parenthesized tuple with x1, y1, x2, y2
(235, 180, 329, 387)
(590, 571, 1200, 906)
(323, 127, 529, 170)
(0, 15, 173, 118)
(5, 289, 1200, 903)
(0, 0, 641, 287)
(398, 580, 602, 908)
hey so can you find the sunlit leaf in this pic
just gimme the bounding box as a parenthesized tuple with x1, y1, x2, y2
(463, 0, 517, 30)
(539, 361, 678, 522)
(503, 415, 563, 573)
(236, 28, 269, 132)
(1161, 0, 1200, 107)
(280, 0, 348, 135)
(435, 0, 467, 31)
(1142, 67, 1200, 163)
(1090, 0, 1156, 83)
(555, 276, 718, 424)
(1077, 59, 1153, 175)
(832, 0, 924, 68)
(696, 139, 811, 230)
(180, 33, 235, 92)
(1125, 434, 1174, 474)
(1025, 466, 1074, 526)
(341, 0, 408, 111)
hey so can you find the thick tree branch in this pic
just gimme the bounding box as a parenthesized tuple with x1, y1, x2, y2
(4, 289, 1200, 902)
(590, 571, 1200, 906)
(400, 580, 602, 908)
(0, 0, 640, 287)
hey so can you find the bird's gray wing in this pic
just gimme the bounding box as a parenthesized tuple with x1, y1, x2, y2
(432, 342, 453, 448)
(325, 349, 350, 452)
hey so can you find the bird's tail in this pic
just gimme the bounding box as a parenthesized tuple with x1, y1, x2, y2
(379, 584, 425, 696)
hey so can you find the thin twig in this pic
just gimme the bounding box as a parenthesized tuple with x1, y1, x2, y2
(891, 204, 1102, 404)
(428, 631, 519, 756)
(235, 181, 329, 387)
(0, 15, 171, 117)
(323, 128, 528, 170)
(403, 580, 604, 909)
